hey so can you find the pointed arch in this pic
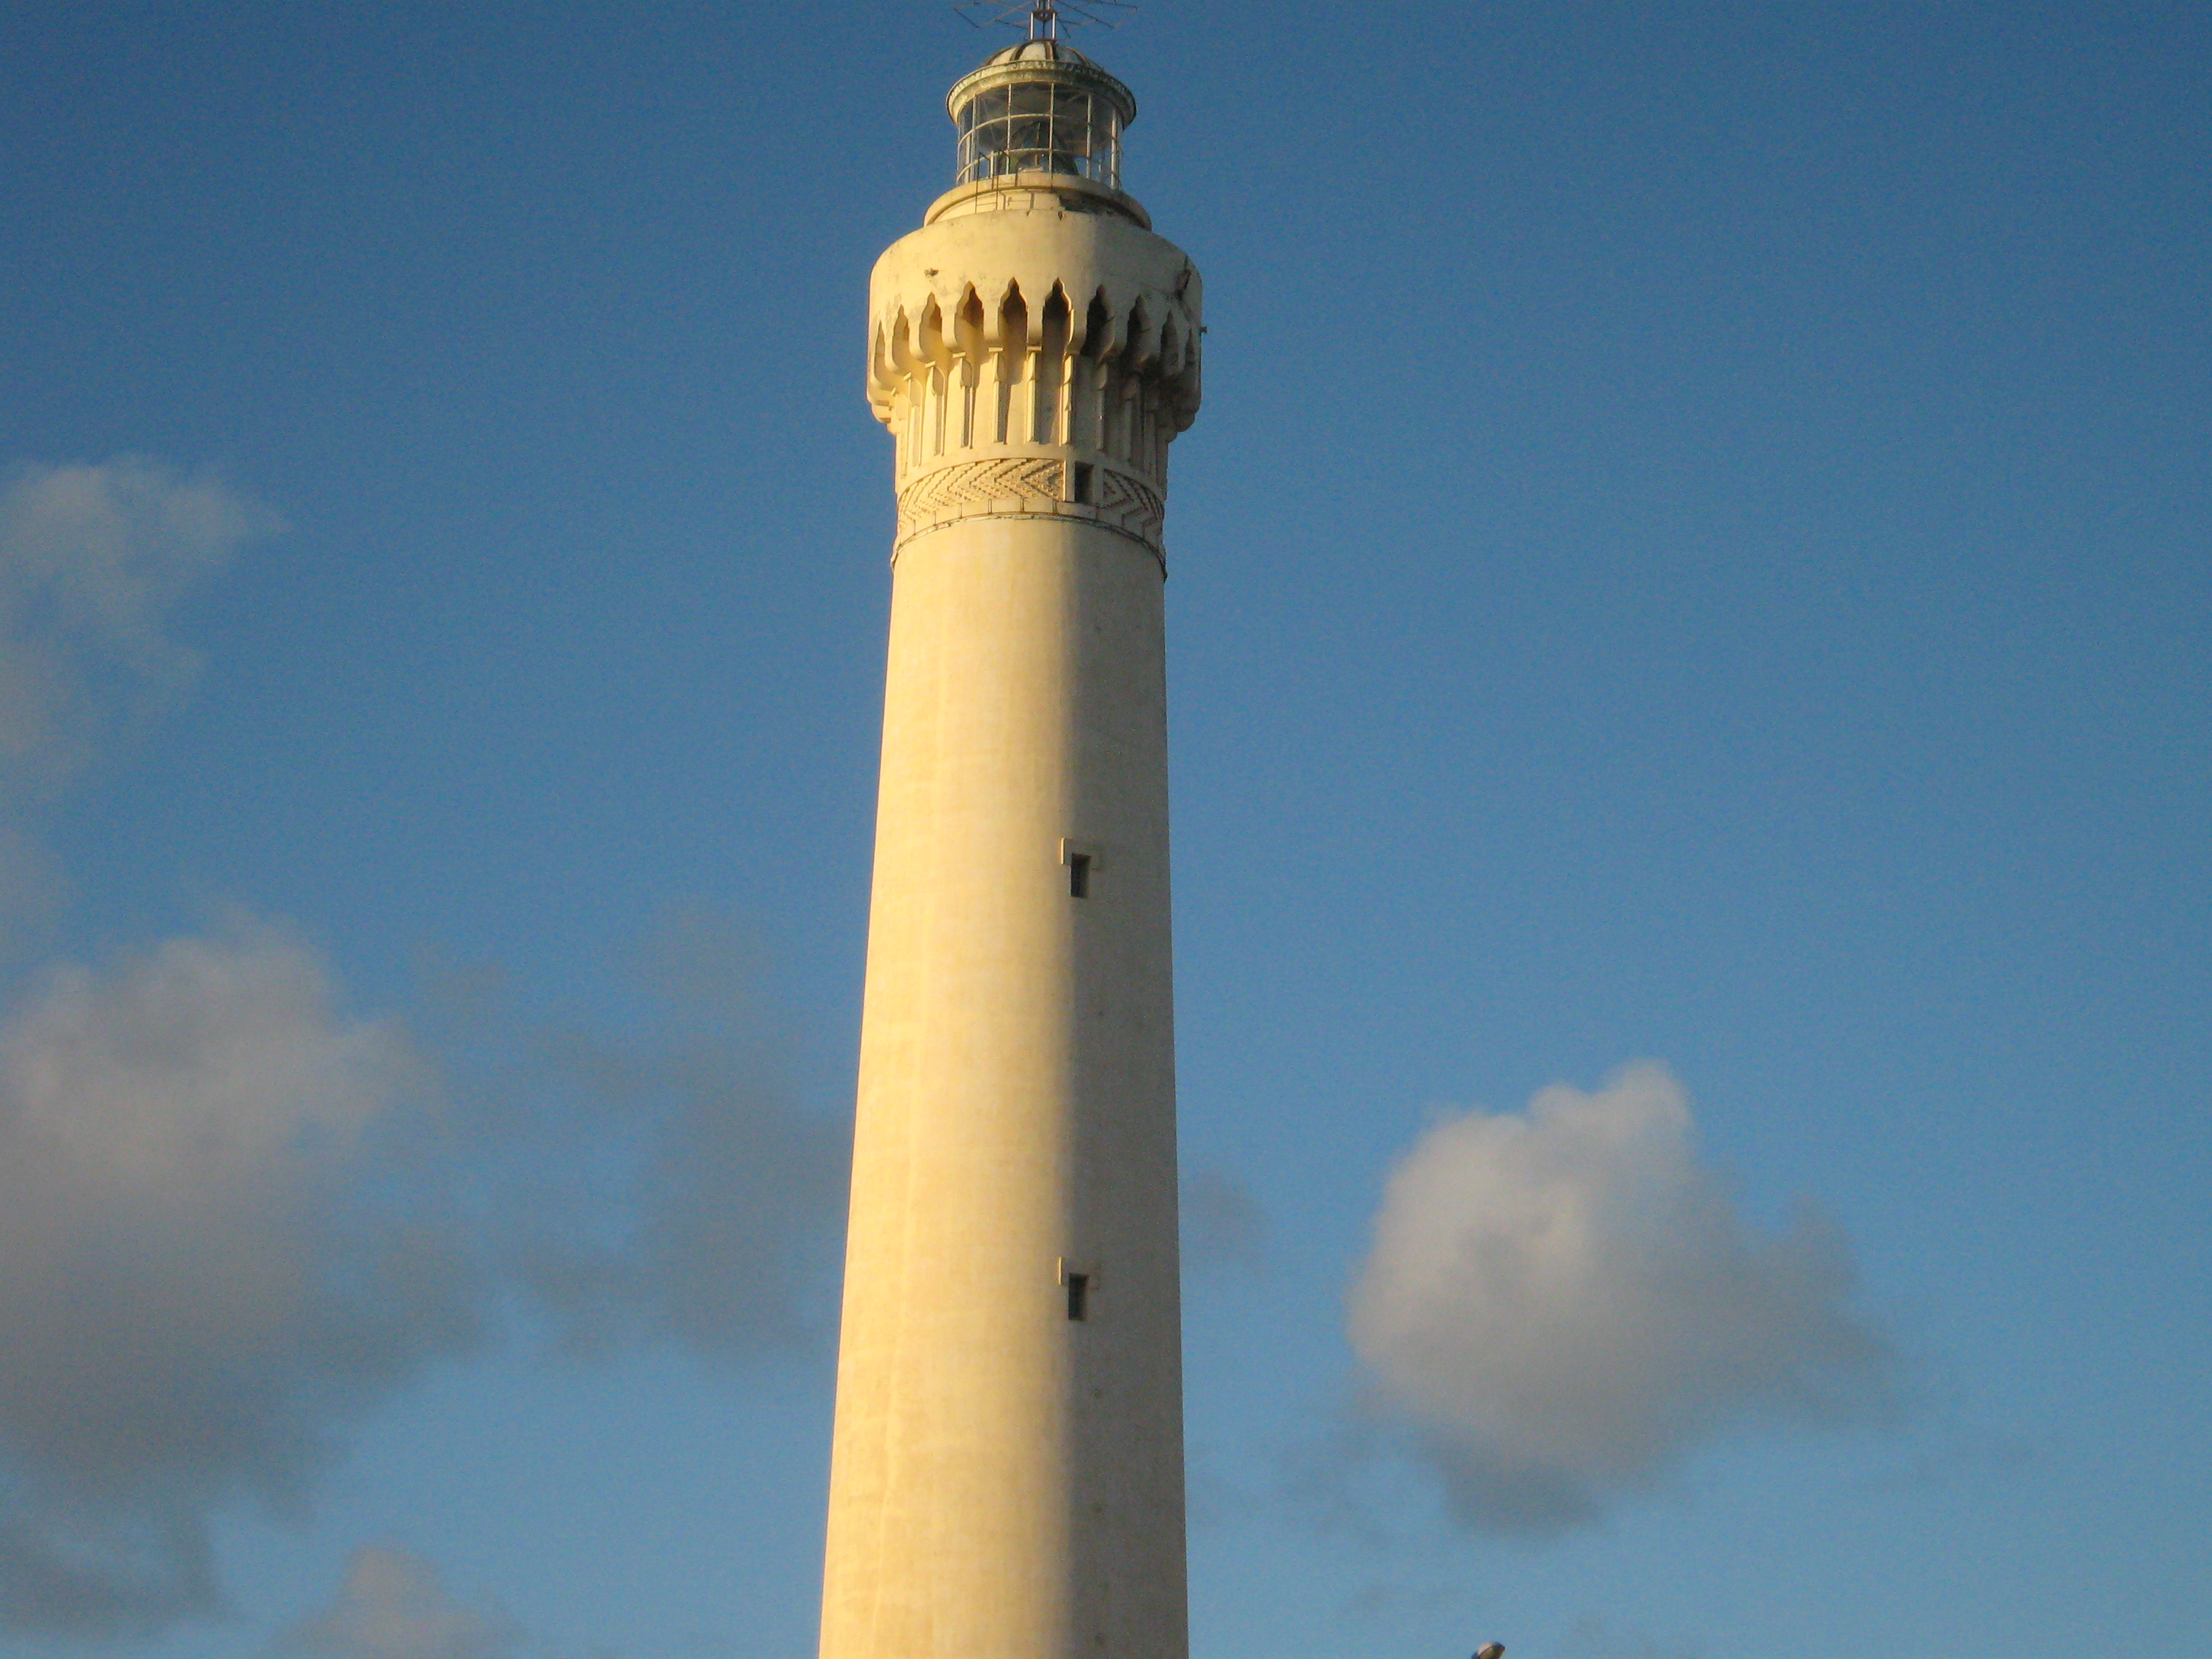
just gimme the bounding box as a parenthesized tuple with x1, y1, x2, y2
(1121, 297, 1155, 373)
(1032, 283, 1072, 446)
(956, 286, 987, 365)
(995, 279, 1030, 359)
(917, 295, 953, 372)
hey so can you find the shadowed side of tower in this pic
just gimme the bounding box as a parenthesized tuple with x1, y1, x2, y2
(819, 35, 1202, 1659)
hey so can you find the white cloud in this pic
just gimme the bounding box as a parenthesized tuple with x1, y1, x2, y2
(0, 458, 847, 1640)
(0, 457, 477, 1636)
(0, 918, 480, 1637)
(0, 910, 849, 1641)
(274, 1545, 516, 1659)
(1347, 1061, 1897, 1532)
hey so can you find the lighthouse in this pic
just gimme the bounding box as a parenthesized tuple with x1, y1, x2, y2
(818, 14, 1203, 1659)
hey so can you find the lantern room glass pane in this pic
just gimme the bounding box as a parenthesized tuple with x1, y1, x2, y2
(953, 78, 1123, 189)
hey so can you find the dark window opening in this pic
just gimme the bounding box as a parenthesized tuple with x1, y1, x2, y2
(1068, 853, 1092, 898)
(1065, 1272, 1091, 1322)
(1069, 461, 1094, 504)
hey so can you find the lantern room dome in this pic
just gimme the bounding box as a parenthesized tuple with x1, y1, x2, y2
(979, 37, 1094, 68)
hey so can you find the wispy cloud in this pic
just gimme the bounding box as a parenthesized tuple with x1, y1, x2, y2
(0, 457, 277, 801)
(0, 457, 277, 941)
(490, 914, 850, 1363)
(1556, 1614, 1704, 1659)
(273, 1546, 517, 1659)
(1181, 1168, 1268, 1275)
(1347, 1061, 1898, 1532)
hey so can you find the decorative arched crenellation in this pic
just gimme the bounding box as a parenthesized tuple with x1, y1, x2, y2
(871, 275, 1201, 488)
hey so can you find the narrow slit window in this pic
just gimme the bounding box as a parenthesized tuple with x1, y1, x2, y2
(1069, 461, 1094, 504)
(1065, 1272, 1090, 1322)
(1068, 853, 1092, 898)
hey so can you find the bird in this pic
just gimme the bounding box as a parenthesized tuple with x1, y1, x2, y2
(1475, 1646, 1506, 1659)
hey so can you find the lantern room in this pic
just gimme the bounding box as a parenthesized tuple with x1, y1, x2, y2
(948, 39, 1136, 191)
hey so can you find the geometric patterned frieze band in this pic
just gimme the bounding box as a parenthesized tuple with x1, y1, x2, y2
(895, 454, 1167, 564)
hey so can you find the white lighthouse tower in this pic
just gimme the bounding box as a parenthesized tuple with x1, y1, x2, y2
(818, 12, 1203, 1659)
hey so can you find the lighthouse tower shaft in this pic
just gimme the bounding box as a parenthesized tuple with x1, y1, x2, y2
(820, 40, 1202, 1659)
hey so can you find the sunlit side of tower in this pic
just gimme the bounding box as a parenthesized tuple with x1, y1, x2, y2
(819, 23, 1202, 1659)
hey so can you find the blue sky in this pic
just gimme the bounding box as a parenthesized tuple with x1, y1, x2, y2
(1, 2, 2206, 1657)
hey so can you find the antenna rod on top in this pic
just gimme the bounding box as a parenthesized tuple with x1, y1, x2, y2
(955, 0, 1135, 37)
